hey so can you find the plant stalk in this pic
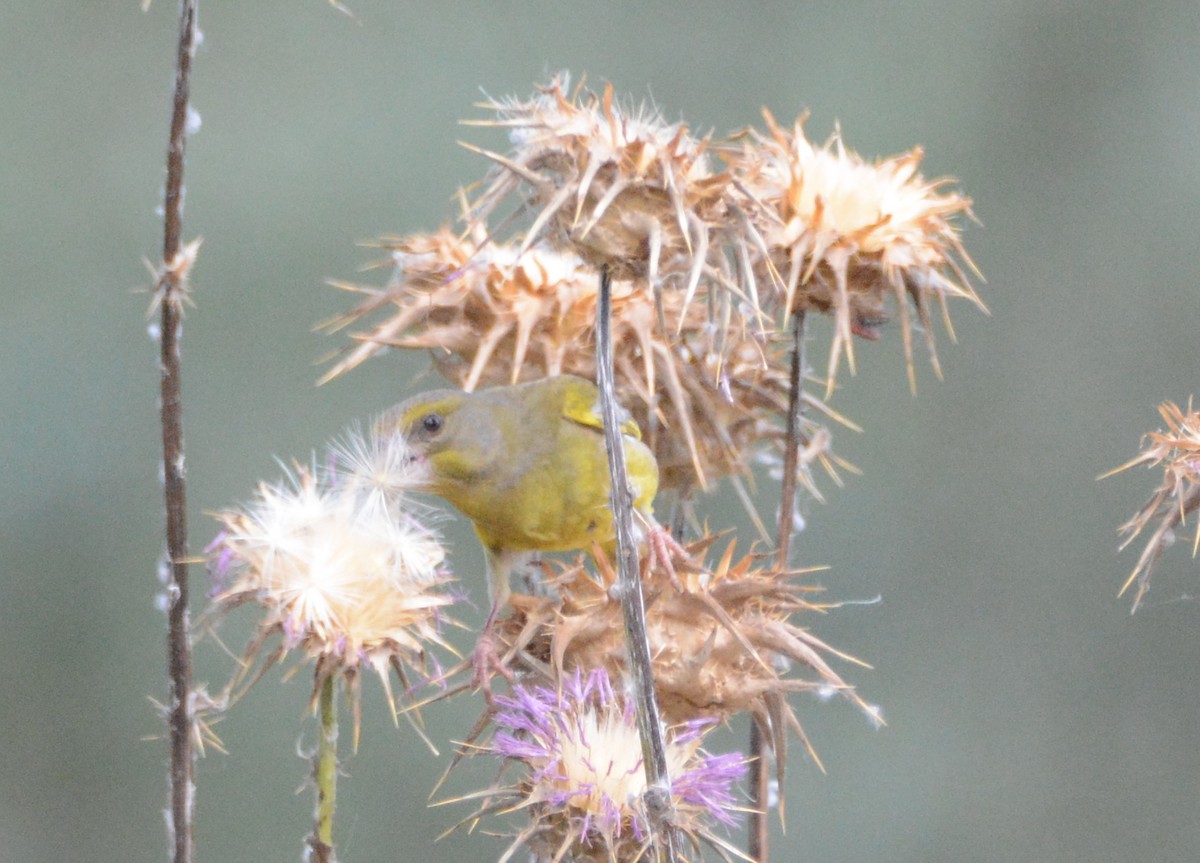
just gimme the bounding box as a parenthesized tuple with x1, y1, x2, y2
(595, 266, 680, 863)
(157, 3, 199, 862)
(749, 310, 808, 863)
(775, 310, 808, 568)
(310, 676, 339, 863)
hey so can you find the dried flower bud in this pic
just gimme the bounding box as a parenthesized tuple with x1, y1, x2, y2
(466, 72, 727, 295)
(1106, 399, 1200, 611)
(499, 538, 881, 779)
(733, 109, 984, 391)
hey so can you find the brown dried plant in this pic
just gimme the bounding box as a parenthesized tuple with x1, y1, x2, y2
(323, 76, 985, 506)
(321, 228, 855, 495)
(1105, 399, 1200, 611)
(494, 536, 881, 782)
(730, 109, 984, 393)
(453, 76, 983, 391)
(463, 73, 728, 295)
(310, 77, 986, 858)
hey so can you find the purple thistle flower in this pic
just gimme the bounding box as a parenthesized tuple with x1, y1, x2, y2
(486, 668, 746, 858)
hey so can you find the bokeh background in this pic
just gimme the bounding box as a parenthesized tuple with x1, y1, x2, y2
(3, 1, 1199, 861)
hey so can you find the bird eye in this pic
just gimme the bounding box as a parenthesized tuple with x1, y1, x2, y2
(420, 413, 443, 435)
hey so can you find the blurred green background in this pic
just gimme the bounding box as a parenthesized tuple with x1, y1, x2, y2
(3, 1, 1199, 861)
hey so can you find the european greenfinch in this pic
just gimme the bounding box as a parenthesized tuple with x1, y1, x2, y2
(379, 374, 666, 686)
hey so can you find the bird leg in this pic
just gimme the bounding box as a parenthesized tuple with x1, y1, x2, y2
(640, 515, 693, 590)
(471, 599, 514, 703)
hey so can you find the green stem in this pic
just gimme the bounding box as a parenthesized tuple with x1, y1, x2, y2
(311, 676, 338, 863)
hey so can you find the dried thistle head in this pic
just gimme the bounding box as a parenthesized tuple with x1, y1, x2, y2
(457, 668, 745, 863)
(499, 537, 881, 777)
(322, 229, 853, 495)
(205, 427, 457, 740)
(320, 78, 990, 503)
(465, 72, 727, 296)
(732, 109, 984, 392)
(1106, 399, 1200, 611)
(321, 227, 596, 391)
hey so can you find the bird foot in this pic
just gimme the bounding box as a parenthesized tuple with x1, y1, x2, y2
(471, 627, 514, 704)
(645, 523, 692, 591)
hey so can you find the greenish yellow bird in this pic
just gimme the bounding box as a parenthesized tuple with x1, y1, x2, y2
(378, 374, 662, 684)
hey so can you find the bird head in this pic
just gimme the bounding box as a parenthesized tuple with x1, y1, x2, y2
(376, 389, 502, 496)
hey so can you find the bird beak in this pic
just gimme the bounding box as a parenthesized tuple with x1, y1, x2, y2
(401, 446, 434, 486)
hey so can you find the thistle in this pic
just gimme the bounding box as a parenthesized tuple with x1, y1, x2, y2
(452, 668, 746, 863)
(309, 74, 986, 863)
(321, 229, 854, 495)
(731, 109, 984, 392)
(1106, 399, 1200, 611)
(498, 538, 881, 779)
(465, 72, 727, 296)
(206, 427, 456, 737)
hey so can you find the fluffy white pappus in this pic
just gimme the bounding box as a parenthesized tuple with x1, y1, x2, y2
(208, 425, 452, 647)
(326, 425, 433, 520)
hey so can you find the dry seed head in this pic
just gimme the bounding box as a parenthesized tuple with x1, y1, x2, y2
(322, 228, 599, 391)
(461, 668, 745, 863)
(466, 73, 727, 293)
(206, 428, 456, 732)
(1106, 399, 1200, 611)
(499, 538, 880, 778)
(322, 229, 851, 494)
(733, 109, 984, 392)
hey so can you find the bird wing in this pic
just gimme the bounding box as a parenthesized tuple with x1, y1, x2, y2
(559, 378, 642, 440)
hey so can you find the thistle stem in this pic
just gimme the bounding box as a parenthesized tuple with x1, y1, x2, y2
(310, 676, 339, 863)
(595, 266, 680, 863)
(157, 3, 199, 862)
(747, 721, 770, 862)
(775, 310, 808, 568)
(749, 309, 808, 863)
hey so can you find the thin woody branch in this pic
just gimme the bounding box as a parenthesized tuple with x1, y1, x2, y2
(750, 309, 808, 863)
(595, 265, 681, 863)
(156, 3, 199, 862)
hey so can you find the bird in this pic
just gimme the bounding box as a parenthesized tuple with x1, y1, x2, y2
(377, 374, 671, 691)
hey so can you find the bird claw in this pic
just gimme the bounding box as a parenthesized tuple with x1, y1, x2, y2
(471, 627, 514, 704)
(645, 523, 692, 591)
